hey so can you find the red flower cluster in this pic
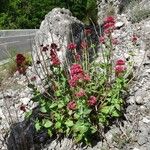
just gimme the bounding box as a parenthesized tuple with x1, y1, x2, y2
(112, 38, 119, 45)
(42, 46, 49, 52)
(20, 103, 27, 112)
(75, 54, 81, 61)
(88, 96, 97, 106)
(103, 16, 115, 34)
(84, 28, 92, 36)
(83, 74, 91, 81)
(69, 64, 90, 87)
(116, 59, 125, 65)
(115, 59, 126, 76)
(16, 54, 26, 65)
(99, 36, 105, 44)
(16, 54, 27, 75)
(67, 43, 77, 50)
(81, 41, 88, 49)
(67, 101, 76, 110)
(75, 89, 85, 98)
(70, 64, 84, 78)
(17, 67, 27, 75)
(30, 76, 36, 81)
(50, 49, 60, 66)
(51, 43, 58, 49)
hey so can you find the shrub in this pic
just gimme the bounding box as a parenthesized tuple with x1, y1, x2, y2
(16, 16, 134, 144)
(0, 0, 98, 29)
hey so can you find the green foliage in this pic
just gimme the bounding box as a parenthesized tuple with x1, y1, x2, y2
(0, 0, 98, 29)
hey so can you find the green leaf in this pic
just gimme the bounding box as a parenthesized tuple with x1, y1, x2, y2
(80, 125, 89, 134)
(100, 106, 110, 114)
(75, 133, 84, 142)
(25, 110, 32, 118)
(48, 129, 52, 137)
(40, 106, 47, 113)
(74, 113, 80, 119)
(91, 126, 97, 134)
(55, 122, 61, 129)
(49, 103, 57, 109)
(83, 109, 92, 115)
(111, 110, 120, 117)
(58, 102, 65, 109)
(99, 114, 107, 124)
(55, 90, 61, 97)
(114, 104, 121, 110)
(35, 121, 41, 131)
(44, 120, 53, 128)
(65, 120, 74, 127)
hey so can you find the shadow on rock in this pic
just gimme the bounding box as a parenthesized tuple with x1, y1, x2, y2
(6, 107, 102, 150)
(6, 108, 54, 150)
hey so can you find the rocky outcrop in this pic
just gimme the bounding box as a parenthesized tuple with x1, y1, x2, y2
(32, 7, 83, 66)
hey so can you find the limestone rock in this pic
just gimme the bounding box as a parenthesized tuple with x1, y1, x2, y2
(32, 8, 83, 66)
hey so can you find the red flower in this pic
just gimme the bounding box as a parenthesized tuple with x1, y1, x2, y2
(52, 57, 60, 66)
(67, 43, 77, 50)
(99, 36, 105, 44)
(103, 22, 115, 29)
(112, 38, 119, 45)
(88, 96, 97, 106)
(50, 49, 60, 66)
(84, 28, 92, 36)
(104, 16, 115, 24)
(83, 74, 91, 81)
(69, 77, 78, 87)
(17, 67, 26, 75)
(20, 103, 27, 112)
(67, 101, 76, 110)
(70, 64, 84, 78)
(30, 76, 36, 81)
(75, 54, 81, 61)
(131, 34, 138, 43)
(16, 54, 26, 65)
(36, 60, 41, 64)
(81, 41, 88, 49)
(116, 59, 125, 65)
(75, 89, 85, 98)
(51, 43, 58, 49)
(103, 16, 115, 34)
(115, 65, 126, 73)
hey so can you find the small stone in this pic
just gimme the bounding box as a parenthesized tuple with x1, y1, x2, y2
(140, 106, 147, 113)
(138, 133, 148, 145)
(135, 96, 144, 105)
(133, 148, 140, 150)
(127, 96, 135, 104)
(115, 21, 125, 29)
(21, 97, 30, 105)
(142, 117, 150, 124)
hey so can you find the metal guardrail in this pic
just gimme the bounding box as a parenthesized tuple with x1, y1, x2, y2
(0, 29, 38, 61)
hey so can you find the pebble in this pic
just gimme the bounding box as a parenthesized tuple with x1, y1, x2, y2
(135, 96, 144, 105)
(142, 117, 150, 124)
(21, 97, 30, 105)
(115, 21, 125, 29)
(133, 148, 140, 150)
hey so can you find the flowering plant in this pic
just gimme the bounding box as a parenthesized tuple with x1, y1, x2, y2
(16, 16, 134, 144)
